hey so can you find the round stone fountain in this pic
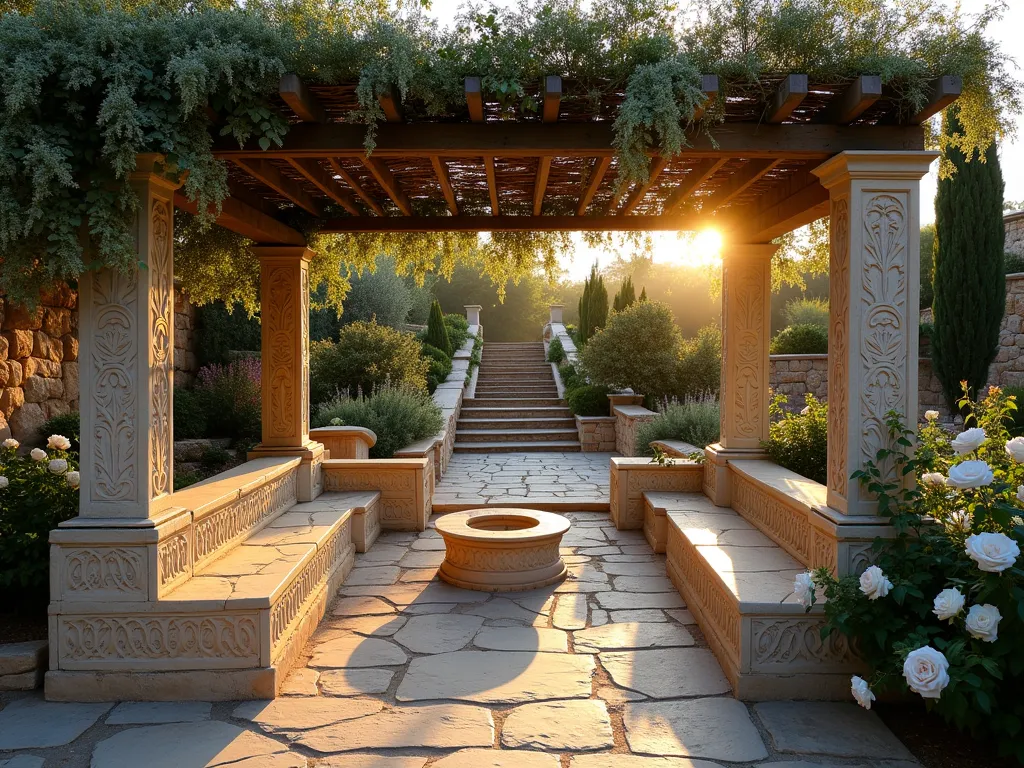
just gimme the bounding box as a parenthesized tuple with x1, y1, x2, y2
(434, 508, 571, 592)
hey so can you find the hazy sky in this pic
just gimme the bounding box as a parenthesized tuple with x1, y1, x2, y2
(420, 0, 1024, 280)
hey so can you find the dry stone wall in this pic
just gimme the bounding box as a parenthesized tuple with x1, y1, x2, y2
(1007, 211, 1024, 257)
(0, 284, 199, 444)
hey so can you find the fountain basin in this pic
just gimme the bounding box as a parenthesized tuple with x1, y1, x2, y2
(434, 508, 571, 592)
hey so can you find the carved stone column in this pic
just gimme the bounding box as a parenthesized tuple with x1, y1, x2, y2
(248, 246, 324, 501)
(812, 151, 937, 516)
(703, 243, 776, 505)
(77, 155, 179, 520)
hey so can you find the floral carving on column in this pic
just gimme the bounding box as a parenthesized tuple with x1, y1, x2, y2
(149, 199, 172, 498)
(266, 266, 297, 439)
(859, 193, 908, 477)
(828, 197, 850, 501)
(90, 270, 139, 503)
(300, 265, 310, 439)
(732, 262, 765, 441)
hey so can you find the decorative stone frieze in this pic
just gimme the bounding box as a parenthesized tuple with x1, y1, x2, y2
(812, 151, 936, 516)
(323, 457, 432, 531)
(609, 458, 703, 530)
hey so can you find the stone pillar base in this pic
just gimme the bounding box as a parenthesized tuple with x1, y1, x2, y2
(249, 441, 324, 502)
(702, 444, 767, 506)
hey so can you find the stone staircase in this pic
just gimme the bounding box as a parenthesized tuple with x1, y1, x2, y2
(454, 342, 581, 453)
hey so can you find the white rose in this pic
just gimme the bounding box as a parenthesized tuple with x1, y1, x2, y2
(0, 476, 8, 489)
(859, 565, 893, 600)
(30, 448, 46, 462)
(2, 438, 18, 450)
(47, 434, 71, 451)
(925, 410, 940, 422)
(1007, 437, 1024, 462)
(946, 460, 994, 489)
(951, 427, 987, 455)
(921, 472, 947, 486)
(903, 646, 950, 699)
(966, 603, 1002, 642)
(851, 675, 876, 710)
(948, 509, 972, 532)
(65, 471, 80, 489)
(932, 587, 965, 621)
(48, 459, 68, 475)
(793, 571, 815, 608)
(965, 532, 1020, 573)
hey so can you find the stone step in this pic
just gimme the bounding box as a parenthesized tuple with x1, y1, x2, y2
(465, 397, 566, 408)
(475, 370, 553, 378)
(457, 417, 577, 430)
(460, 406, 573, 419)
(455, 428, 580, 443)
(453, 440, 582, 453)
(473, 386, 558, 394)
(661, 493, 861, 700)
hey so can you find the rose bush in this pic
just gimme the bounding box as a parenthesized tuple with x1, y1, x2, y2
(0, 437, 79, 610)
(803, 386, 1024, 762)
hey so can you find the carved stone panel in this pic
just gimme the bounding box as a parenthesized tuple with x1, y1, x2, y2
(60, 546, 148, 602)
(827, 197, 851, 507)
(749, 617, 859, 673)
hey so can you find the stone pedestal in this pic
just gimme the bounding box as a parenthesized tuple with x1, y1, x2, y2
(464, 304, 482, 326)
(77, 155, 179, 521)
(248, 246, 323, 502)
(812, 151, 936, 515)
(549, 304, 564, 324)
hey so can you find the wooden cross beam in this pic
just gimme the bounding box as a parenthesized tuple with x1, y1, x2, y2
(175, 192, 306, 246)
(823, 75, 882, 124)
(318, 214, 701, 232)
(533, 75, 561, 215)
(621, 157, 667, 215)
(910, 76, 962, 124)
(279, 74, 326, 123)
(691, 75, 720, 122)
(661, 157, 728, 215)
(233, 158, 323, 216)
(361, 156, 413, 216)
(287, 158, 361, 216)
(576, 156, 611, 216)
(378, 85, 404, 123)
(327, 159, 384, 216)
(700, 158, 781, 214)
(766, 74, 809, 124)
(432, 156, 460, 216)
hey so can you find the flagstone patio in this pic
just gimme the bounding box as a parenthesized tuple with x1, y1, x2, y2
(1, 511, 920, 767)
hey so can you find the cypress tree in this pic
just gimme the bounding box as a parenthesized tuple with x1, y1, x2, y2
(578, 263, 608, 344)
(425, 299, 453, 357)
(932, 106, 1006, 408)
(613, 275, 636, 312)
(639, 286, 648, 302)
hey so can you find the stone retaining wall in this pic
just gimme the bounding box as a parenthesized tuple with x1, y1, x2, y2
(1007, 211, 1024, 257)
(0, 284, 199, 444)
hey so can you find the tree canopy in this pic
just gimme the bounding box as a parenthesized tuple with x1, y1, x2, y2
(0, 0, 1018, 307)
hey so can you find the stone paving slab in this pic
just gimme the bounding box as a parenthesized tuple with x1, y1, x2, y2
(754, 702, 917, 761)
(601, 648, 731, 698)
(434, 749, 561, 768)
(0, 698, 110, 750)
(624, 698, 770, 762)
(106, 701, 212, 724)
(502, 700, 614, 750)
(293, 704, 494, 752)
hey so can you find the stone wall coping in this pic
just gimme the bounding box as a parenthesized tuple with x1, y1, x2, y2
(612, 404, 657, 418)
(610, 457, 703, 471)
(324, 457, 430, 470)
(177, 456, 301, 519)
(395, 435, 442, 456)
(310, 426, 377, 448)
(650, 439, 702, 456)
(575, 415, 616, 423)
(432, 388, 462, 410)
(769, 353, 829, 361)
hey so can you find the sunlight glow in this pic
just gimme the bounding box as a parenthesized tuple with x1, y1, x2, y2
(651, 229, 723, 270)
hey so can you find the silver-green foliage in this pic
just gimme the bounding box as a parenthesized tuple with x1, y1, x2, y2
(635, 395, 720, 455)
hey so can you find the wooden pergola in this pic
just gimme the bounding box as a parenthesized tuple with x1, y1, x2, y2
(177, 72, 961, 243)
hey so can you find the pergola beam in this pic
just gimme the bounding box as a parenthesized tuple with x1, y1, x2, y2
(910, 75, 962, 124)
(700, 158, 780, 214)
(214, 122, 925, 159)
(432, 156, 460, 216)
(661, 157, 728, 214)
(279, 74, 326, 123)
(174, 192, 306, 245)
(233, 158, 323, 216)
(287, 158, 361, 215)
(319, 214, 700, 232)
(577, 156, 611, 216)
(691, 75, 720, 122)
(824, 75, 882, 124)
(327, 159, 384, 216)
(466, 77, 485, 122)
(362, 156, 413, 215)
(378, 85, 404, 123)
(621, 157, 667, 215)
(766, 74, 808, 123)
(542, 76, 562, 123)
(724, 176, 829, 242)
(485, 158, 500, 216)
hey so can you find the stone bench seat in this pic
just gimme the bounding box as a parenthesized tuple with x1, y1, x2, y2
(642, 491, 729, 552)
(664, 502, 862, 701)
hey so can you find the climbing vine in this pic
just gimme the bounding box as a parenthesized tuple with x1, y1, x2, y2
(0, 0, 1018, 307)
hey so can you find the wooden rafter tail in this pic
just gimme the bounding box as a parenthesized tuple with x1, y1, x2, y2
(485, 157, 500, 216)
(534, 157, 552, 216)
(823, 75, 882, 124)
(691, 74, 720, 122)
(725, 171, 829, 242)
(431, 156, 459, 216)
(378, 85, 404, 123)
(766, 74, 809, 124)
(909, 75, 962, 124)
(319, 214, 700, 233)
(327, 158, 384, 216)
(362, 156, 413, 216)
(175, 192, 306, 246)
(621, 157, 667, 215)
(542, 75, 562, 123)
(279, 73, 326, 123)
(661, 157, 728, 215)
(466, 76, 485, 123)
(701, 158, 781, 214)
(576, 156, 611, 216)
(286, 158, 361, 216)
(233, 157, 323, 216)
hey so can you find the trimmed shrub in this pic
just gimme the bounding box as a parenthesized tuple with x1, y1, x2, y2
(173, 389, 209, 440)
(769, 323, 829, 355)
(443, 313, 470, 351)
(313, 384, 444, 458)
(40, 411, 81, 453)
(635, 396, 720, 455)
(426, 356, 453, 393)
(784, 297, 828, 328)
(677, 324, 721, 399)
(425, 301, 453, 357)
(566, 383, 611, 417)
(558, 361, 580, 391)
(195, 358, 262, 442)
(310, 321, 429, 405)
(580, 300, 683, 401)
(547, 337, 565, 363)
(762, 393, 827, 484)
